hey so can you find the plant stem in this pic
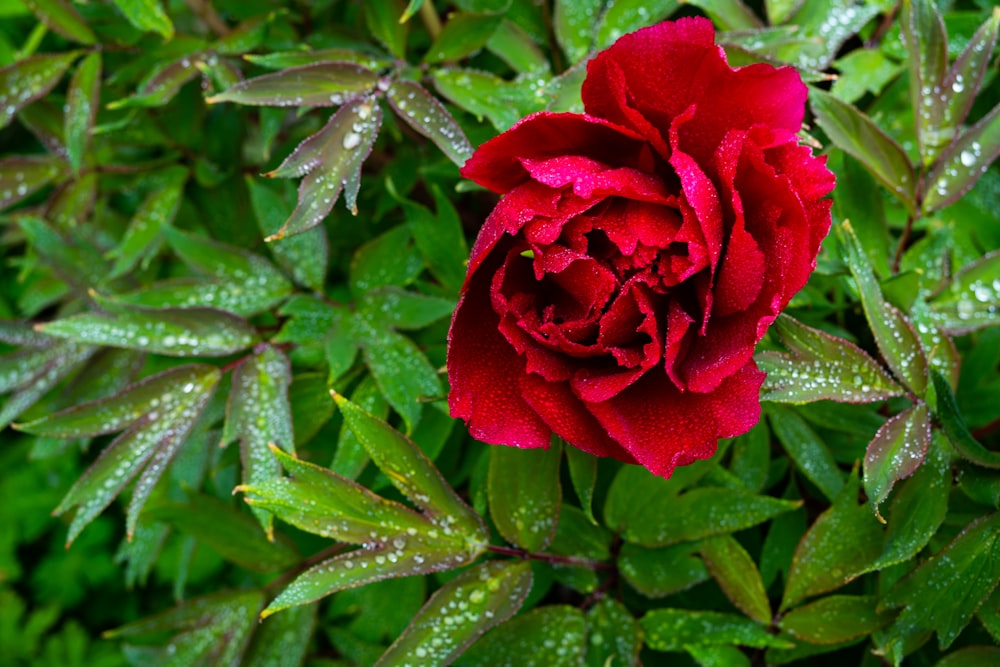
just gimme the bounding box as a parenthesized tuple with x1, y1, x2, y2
(486, 544, 615, 572)
(892, 213, 915, 273)
(266, 543, 351, 595)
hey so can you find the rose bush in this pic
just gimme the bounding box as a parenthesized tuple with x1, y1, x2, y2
(447, 17, 835, 477)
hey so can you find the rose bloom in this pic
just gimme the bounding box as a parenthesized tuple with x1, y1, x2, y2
(447, 18, 835, 477)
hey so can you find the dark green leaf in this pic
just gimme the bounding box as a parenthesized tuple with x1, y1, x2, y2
(365, 0, 408, 59)
(423, 12, 502, 64)
(0, 341, 95, 429)
(487, 20, 548, 73)
(111, 0, 174, 38)
(207, 62, 378, 107)
(64, 52, 100, 172)
(386, 78, 474, 166)
(641, 609, 792, 652)
(700, 534, 771, 623)
(488, 440, 562, 551)
(779, 595, 894, 645)
(565, 444, 597, 523)
(882, 513, 1000, 650)
(107, 55, 201, 109)
(595, 0, 679, 49)
(929, 250, 1000, 334)
(403, 185, 469, 294)
(604, 461, 711, 533)
(375, 561, 532, 666)
(358, 287, 454, 331)
(24, 0, 97, 44)
(0, 52, 78, 130)
(933, 370, 1000, 468)
(244, 49, 391, 72)
(585, 597, 641, 667)
(554, 0, 602, 63)
(758, 314, 904, 404)
(331, 374, 387, 480)
(767, 405, 845, 503)
(0, 156, 63, 211)
(683, 0, 762, 30)
(923, 103, 1000, 213)
(811, 90, 915, 211)
(781, 472, 884, 611)
(107, 167, 188, 278)
(459, 605, 586, 667)
(935, 647, 1000, 667)
(618, 541, 709, 597)
(243, 603, 316, 667)
(864, 402, 932, 519)
(432, 67, 537, 132)
(264, 97, 382, 238)
(902, 0, 948, 164)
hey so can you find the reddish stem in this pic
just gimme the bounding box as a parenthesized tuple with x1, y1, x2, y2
(486, 544, 615, 572)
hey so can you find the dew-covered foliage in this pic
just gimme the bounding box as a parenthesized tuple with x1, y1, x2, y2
(1, 1, 1000, 665)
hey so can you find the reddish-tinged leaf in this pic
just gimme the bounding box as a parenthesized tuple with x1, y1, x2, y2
(922, 103, 1000, 214)
(207, 62, 378, 107)
(1, 341, 96, 429)
(0, 52, 79, 130)
(25, 0, 97, 44)
(264, 97, 382, 239)
(0, 155, 64, 211)
(928, 249, 1000, 334)
(386, 79, 473, 166)
(902, 0, 948, 163)
(108, 55, 202, 109)
(864, 403, 932, 519)
(64, 52, 101, 172)
(700, 534, 772, 623)
(244, 49, 391, 72)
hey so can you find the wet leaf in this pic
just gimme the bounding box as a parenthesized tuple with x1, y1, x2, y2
(839, 221, 929, 396)
(265, 97, 382, 239)
(758, 314, 904, 404)
(618, 542, 709, 598)
(585, 597, 641, 667)
(778, 595, 894, 644)
(0, 52, 78, 130)
(349, 224, 425, 297)
(364, 0, 408, 59)
(619, 486, 800, 548)
(565, 444, 597, 523)
(242, 603, 316, 667)
(223, 346, 295, 534)
(683, 0, 762, 30)
(935, 647, 1000, 667)
(432, 67, 537, 132)
(213, 12, 278, 56)
(933, 370, 1000, 468)
(869, 431, 951, 570)
(423, 12, 501, 64)
(902, 0, 948, 164)
(105, 590, 263, 666)
(24, 364, 221, 543)
(922, 105, 1000, 214)
(881, 513, 1000, 650)
(358, 287, 454, 331)
(24, 0, 97, 44)
(110, 0, 174, 39)
(781, 472, 884, 611)
(486, 20, 548, 73)
(811, 90, 915, 211)
(604, 462, 712, 533)
(488, 440, 562, 552)
(864, 402, 932, 519)
(767, 404, 845, 503)
(595, 0, 680, 49)
(64, 51, 101, 171)
(117, 227, 293, 316)
(107, 167, 188, 278)
(331, 375, 386, 480)
(207, 62, 378, 107)
(554, 0, 602, 63)
(700, 534, 771, 623)
(460, 605, 586, 667)
(386, 78, 473, 166)
(0, 341, 95, 429)
(375, 561, 532, 666)
(928, 249, 1000, 334)
(39, 299, 257, 357)
(108, 55, 202, 109)
(244, 49, 391, 72)
(642, 609, 792, 652)
(145, 493, 298, 572)
(0, 155, 64, 211)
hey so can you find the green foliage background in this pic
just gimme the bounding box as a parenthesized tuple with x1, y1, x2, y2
(2, 0, 1000, 665)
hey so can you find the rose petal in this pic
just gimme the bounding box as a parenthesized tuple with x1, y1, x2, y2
(586, 362, 765, 477)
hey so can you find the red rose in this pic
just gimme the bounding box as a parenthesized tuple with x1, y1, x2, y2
(447, 18, 835, 477)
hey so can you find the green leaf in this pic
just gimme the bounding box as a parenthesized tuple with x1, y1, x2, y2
(365, 0, 408, 59)
(767, 405, 845, 503)
(459, 605, 586, 667)
(107, 55, 202, 110)
(780, 471, 884, 611)
(423, 12, 502, 64)
(0, 52, 78, 130)
(881, 513, 1000, 650)
(63, 51, 100, 172)
(729, 422, 771, 493)
(331, 374, 387, 480)
(264, 97, 382, 238)
(386, 78, 474, 166)
(38, 303, 259, 357)
(402, 186, 469, 294)
(619, 486, 799, 548)
(357, 325, 441, 433)
(107, 166, 188, 278)
(212, 12, 278, 56)
(758, 314, 904, 404)
(106, 590, 263, 666)
(682, 0, 762, 30)
(488, 440, 562, 552)
(349, 224, 424, 297)
(687, 645, 751, 667)
(244, 48, 391, 72)
(810, 89, 915, 211)
(111, 0, 174, 38)
(923, 103, 1000, 214)
(334, 392, 486, 539)
(933, 370, 1000, 468)
(641, 609, 793, 652)
(24, 0, 97, 44)
(223, 345, 295, 534)
(486, 20, 548, 73)
(565, 445, 597, 523)
(838, 221, 929, 396)
(207, 62, 379, 107)
(902, 0, 948, 164)
(863, 402, 932, 519)
(0, 341, 95, 429)
(618, 541, 709, 597)
(242, 603, 316, 667)
(870, 431, 951, 570)
(246, 176, 329, 291)
(0, 155, 63, 211)
(118, 227, 293, 317)
(374, 561, 532, 666)
(432, 67, 537, 132)
(554, 0, 602, 63)
(34, 364, 221, 543)
(145, 493, 298, 572)
(585, 597, 641, 667)
(935, 647, 1000, 667)
(19, 216, 108, 289)
(929, 250, 1000, 334)
(595, 0, 679, 49)
(779, 595, 894, 645)
(358, 287, 454, 331)
(604, 462, 712, 532)
(700, 534, 771, 623)
(831, 48, 904, 104)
